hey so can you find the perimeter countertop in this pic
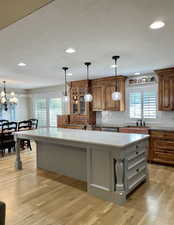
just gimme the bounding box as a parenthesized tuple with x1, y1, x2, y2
(96, 124, 174, 132)
(15, 128, 149, 148)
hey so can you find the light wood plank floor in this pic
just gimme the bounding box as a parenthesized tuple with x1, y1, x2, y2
(0, 146, 174, 225)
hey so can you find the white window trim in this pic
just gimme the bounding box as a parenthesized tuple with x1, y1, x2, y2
(128, 86, 158, 121)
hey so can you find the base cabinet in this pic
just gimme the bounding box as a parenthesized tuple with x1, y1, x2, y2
(150, 130, 174, 165)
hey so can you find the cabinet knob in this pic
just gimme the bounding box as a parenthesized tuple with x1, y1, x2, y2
(136, 168, 139, 173)
(136, 151, 139, 155)
(136, 145, 139, 149)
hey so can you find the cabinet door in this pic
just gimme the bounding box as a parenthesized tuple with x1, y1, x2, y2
(71, 87, 79, 114)
(159, 77, 174, 111)
(105, 86, 119, 111)
(92, 87, 104, 111)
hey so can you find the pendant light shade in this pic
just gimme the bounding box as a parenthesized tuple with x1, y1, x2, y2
(112, 56, 121, 101)
(84, 62, 93, 102)
(63, 95, 69, 102)
(62, 67, 69, 102)
(112, 91, 121, 101)
(84, 93, 93, 102)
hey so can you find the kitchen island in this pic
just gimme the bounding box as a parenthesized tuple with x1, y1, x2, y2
(15, 128, 149, 205)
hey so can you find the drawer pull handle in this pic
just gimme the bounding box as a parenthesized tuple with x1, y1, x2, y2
(136, 168, 139, 173)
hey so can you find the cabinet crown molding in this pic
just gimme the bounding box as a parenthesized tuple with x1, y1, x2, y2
(154, 67, 174, 76)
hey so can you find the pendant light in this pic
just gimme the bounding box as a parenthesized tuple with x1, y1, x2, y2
(84, 62, 93, 102)
(112, 56, 121, 101)
(62, 67, 69, 102)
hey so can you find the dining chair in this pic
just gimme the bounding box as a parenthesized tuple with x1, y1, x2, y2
(0, 122, 17, 156)
(0, 120, 8, 129)
(18, 120, 32, 150)
(30, 119, 38, 129)
(0, 201, 5, 225)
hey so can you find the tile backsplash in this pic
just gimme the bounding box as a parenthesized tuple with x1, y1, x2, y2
(96, 110, 174, 127)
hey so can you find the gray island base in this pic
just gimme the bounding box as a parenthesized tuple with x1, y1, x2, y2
(15, 128, 149, 205)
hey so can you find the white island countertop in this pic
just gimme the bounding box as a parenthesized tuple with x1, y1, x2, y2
(15, 128, 149, 148)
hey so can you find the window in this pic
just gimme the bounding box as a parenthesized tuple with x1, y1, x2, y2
(129, 91, 157, 119)
(34, 98, 47, 127)
(129, 93, 142, 119)
(49, 98, 62, 127)
(33, 97, 62, 127)
(143, 92, 156, 119)
(0, 105, 16, 121)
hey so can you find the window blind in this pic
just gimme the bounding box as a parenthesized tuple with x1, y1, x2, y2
(143, 92, 156, 119)
(129, 93, 142, 119)
(34, 98, 47, 127)
(49, 98, 62, 127)
(129, 91, 157, 119)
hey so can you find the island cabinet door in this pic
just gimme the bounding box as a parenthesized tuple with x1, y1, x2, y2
(87, 148, 114, 202)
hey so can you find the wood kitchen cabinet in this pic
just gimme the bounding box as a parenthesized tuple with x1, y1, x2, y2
(92, 86, 105, 111)
(155, 67, 174, 111)
(91, 76, 126, 111)
(149, 130, 174, 165)
(69, 80, 96, 125)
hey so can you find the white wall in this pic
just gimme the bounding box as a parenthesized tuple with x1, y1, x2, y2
(16, 93, 29, 121)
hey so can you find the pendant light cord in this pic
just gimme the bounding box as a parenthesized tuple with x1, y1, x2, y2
(2, 81, 7, 100)
(62, 67, 68, 96)
(87, 65, 89, 80)
(115, 58, 118, 91)
(112, 56, 120, 91)
(84, 62, 91, 81)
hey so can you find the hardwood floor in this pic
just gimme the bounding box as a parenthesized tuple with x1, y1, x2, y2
(0, 145, 174, 225)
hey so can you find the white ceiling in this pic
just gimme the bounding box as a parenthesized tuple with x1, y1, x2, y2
(0, 0, 174, 89)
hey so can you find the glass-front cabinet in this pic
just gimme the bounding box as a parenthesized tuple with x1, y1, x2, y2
(71, 87, 87, 115)
(69, 80, 96, 125)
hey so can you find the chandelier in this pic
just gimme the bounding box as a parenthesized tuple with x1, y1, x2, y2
(0, 81, 18, 111)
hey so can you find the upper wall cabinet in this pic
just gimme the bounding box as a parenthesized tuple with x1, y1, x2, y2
(155, 67, 174, 111)
(91, 86, 105, 111)
(69, 80, 96, 124)
(91, 76, 126, 111)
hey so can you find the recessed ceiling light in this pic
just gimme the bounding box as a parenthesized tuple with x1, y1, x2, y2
(18, 62, 26, 67)
(65, 48, 76, 54)
(150, 21, 165, 29)
(67, 73, 72, 76)
(111, 64, 118, 68)
(134, 72, 140, 75)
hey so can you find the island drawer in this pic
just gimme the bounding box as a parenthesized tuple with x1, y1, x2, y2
(126, 160, 146, 178)
(126, 166, 146, 193)
(126, 142, 147, 160)
(127, 152, 146, 169)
